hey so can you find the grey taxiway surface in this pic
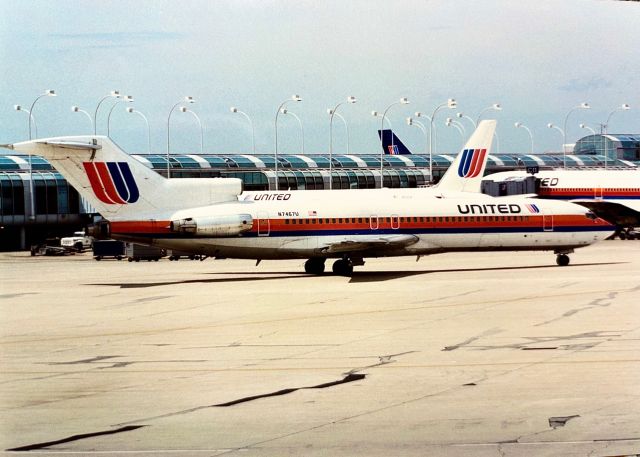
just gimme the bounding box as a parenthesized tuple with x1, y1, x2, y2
(1, 241, 639, 456)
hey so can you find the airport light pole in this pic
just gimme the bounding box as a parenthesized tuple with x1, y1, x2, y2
(579, 123, 596, 135)
(476, 103, 501, 126)
(603, 103, 630, 169)
(107, 95, 134, 137)
(445, 118, 465, 148)
(514, 122, 534, 154)
(456, 112, 476, 129)
(27, 90, 56, 140)
(547, 123, 565, 164)
(179, 106, 204, 154)
(13, 104, 38, 221)
(280, 108, 305, 155)
(328, 96, 356, 189)
(126, 107, 151, 153)
(430, 99, 456, 182)
(230, 107, 255, 154)
(562, 102, 590, 168)
(71, 106, 93, 132)
(274, 95, 302, 190)
(328, 111, 350, 153)
(406, 117, 430, 180)
(19, 90, 56, 222)
(94, 90, 120, 134)
(377, 98, 409, 187)
(14, 105, 38, 138)
(167, 96, 195, 179)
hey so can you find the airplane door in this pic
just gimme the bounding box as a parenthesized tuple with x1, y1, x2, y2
(257, 212, 270, 236)
(369, 215, 379, 230)
(543, 214, 554, 231)
(391, 214, 400, 229)
(594, 187, 604, 200)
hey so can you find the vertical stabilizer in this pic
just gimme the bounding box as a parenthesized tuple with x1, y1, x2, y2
(7, 136, 242, 220)
(435, 120, 496, 193)
(377, 129, 413, 155)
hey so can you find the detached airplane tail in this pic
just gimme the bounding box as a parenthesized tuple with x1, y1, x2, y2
(377, 129, 413, 155)
(5, 136, 242, 220)
(435, 120, 496, 193)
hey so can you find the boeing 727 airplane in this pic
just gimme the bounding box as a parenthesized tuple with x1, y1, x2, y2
(3, 121, 614, 275)
(485, 169, 640, 237)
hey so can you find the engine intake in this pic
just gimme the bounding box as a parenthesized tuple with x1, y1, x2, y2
(170, 214, 253, 237)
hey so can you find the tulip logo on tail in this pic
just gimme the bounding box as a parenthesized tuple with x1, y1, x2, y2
(457, 149, 487, 178)
(83, 162, 140, 204)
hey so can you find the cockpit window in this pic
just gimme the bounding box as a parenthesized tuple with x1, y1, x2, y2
(585, 211, 597, 220)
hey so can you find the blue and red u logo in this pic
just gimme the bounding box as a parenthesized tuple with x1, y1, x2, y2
(457, 148, 487, 178)
(83, 162, 140, 204)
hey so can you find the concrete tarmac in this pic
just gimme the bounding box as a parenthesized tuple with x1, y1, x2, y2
(1, 241, 639, 456)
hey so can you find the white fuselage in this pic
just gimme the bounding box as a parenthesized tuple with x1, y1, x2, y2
(108, 188, 614, 259)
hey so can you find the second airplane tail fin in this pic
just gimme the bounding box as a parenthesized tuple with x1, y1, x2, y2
(377, 129, 413, 155)
(435, 120, 496, 193)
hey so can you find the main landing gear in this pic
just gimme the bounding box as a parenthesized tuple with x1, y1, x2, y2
(554, 249, 572, 267)
(304, 256, 364, 276)
(304, 257, 326, 275)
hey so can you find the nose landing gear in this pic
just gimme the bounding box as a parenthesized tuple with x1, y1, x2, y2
(554, 249, 573, 266)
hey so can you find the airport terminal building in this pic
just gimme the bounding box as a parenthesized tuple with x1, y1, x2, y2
(1, 133, 638, 250)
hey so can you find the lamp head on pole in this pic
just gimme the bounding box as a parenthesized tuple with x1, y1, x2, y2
(126, 107, 134, 113)
(456, 112, 463, 118)
(13, 105, 22, 111)
(71, 106, 79, 112)
(400, 97, 409, 104)
(447, 98, 457, 109)
(347, 96, 357, 104)
(123, 95, 134, 102)
(179, 106, 188, 113)
(185, 96, 195, 104)
(547, 123, 554, 129)
(280, 108, 288, 115)
(230, 107, 238, 113)
(371, 111, 379, 117)
(44, 89, 56, 97)
(110, 90, 121, 98)
(291, 95, 302, 102)
(492, 103, 502, 110)
(580, 102, 590, 109)
(515, 122, 522, 128)
(406, 117, 413, 126)
(327, 109, 334, 115)
(621, 103, 630, 110)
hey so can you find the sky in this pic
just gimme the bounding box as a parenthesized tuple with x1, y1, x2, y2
(1, 0, 639, 157)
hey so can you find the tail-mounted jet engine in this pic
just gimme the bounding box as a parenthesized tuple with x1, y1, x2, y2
(170, 214, 253, 237)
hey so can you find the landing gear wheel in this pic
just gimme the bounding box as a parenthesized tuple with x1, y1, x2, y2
(304, 258, 326, 275)
(332, 259, 354, 276)
(556, 254, 570, 266)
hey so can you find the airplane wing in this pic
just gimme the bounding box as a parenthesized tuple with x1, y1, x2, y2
(571, 200, 640, 227)
(320, 234, 419, 254)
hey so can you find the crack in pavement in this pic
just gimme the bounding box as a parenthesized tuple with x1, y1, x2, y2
(7, 425, 146, 451)
(442, 327, 503, 351)
(116, 372, 366, 426)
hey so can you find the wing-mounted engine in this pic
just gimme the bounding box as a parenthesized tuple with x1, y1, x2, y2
(170, 214, 253, 237)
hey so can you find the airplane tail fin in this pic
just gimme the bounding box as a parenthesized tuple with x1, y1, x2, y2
(435, 120, 496, 193)
(377, 129, 413, 155)
(5, 136, 242, 220)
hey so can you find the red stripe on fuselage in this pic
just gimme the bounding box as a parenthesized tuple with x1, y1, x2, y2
(110, 221, 172, 234)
